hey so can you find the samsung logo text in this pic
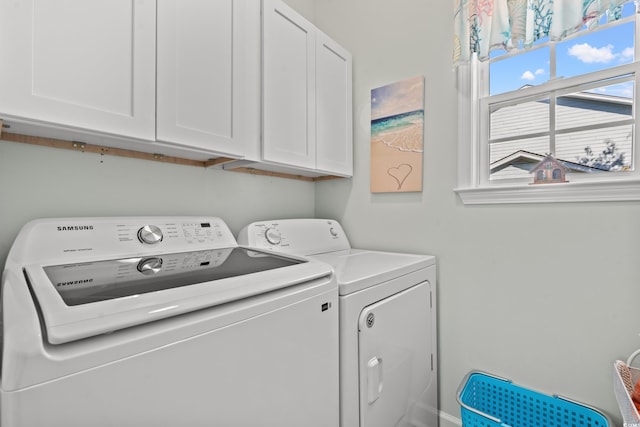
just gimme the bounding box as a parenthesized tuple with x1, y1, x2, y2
(57, 226, 94, 231)
(56, 279, 94, 287)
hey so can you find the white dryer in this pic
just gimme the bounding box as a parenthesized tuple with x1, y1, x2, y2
(238, 219, 438, 427)
(1, 216, 339, 427)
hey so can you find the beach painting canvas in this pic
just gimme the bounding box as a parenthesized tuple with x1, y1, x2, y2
(370, 76, 424, 193)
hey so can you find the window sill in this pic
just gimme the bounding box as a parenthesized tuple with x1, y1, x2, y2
(454, 179, 640, 204)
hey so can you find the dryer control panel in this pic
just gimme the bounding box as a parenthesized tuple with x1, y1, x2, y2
(238, 219, 351, 256)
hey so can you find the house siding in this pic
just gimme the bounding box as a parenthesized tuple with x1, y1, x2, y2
(489, 95, 632, 179)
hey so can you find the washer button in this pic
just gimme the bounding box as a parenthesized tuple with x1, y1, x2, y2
(138, 225, 163, 245)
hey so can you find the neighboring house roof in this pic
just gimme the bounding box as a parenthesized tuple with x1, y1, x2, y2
(490, 150, 608, 175)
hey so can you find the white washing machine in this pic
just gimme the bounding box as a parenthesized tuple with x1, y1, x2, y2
(238, 219, 438, 427)
(1, 216, 339, 427)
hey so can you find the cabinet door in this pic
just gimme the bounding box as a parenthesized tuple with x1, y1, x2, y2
(262, 0, 316, 169)
(156, 0, 260, 158)
(316, 33, 353, 176)
(0, 0, 156, 140)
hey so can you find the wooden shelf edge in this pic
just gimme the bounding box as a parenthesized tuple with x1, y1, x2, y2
(313, 175, 344, 182)
(204, 157, 237, 167)
(1, 132, 205, 167)
(0, 130, 348, 182)
(225, 167, 344, 182)
(225, 167, 315, 182)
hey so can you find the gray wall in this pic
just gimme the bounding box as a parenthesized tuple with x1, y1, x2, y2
(311, 0, 640, 425)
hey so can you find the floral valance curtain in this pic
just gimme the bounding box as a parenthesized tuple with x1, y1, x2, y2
(454, 0, 634, 65)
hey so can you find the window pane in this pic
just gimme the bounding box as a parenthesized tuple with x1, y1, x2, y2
(490, 136, 549, 180)
(490, 98, 549, 140)
(482, 2, 638, 186)
(556, 124, 633, 172)
(556, 21, 634, 79)
(556, 81, 633, 130)
(490, 47, 550, 95)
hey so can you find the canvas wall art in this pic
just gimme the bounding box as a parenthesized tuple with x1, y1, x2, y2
(370, 75, 424, 193)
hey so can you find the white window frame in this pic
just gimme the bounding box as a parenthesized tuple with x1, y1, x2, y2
(455, 9, 640, 204)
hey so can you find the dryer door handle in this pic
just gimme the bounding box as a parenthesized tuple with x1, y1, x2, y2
(366, 357, 383, 404)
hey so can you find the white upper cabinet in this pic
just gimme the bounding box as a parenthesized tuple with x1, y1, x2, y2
(156, 0, 260, 158)
(316, 32, 353, 176)
(0, 0, 351, 177)
(0, 0, 156, 140)
(262, 0, 353, 177)
(262, 0, 316, 170)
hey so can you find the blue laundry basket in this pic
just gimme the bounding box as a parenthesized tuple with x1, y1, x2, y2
(457, 371, 611, 427)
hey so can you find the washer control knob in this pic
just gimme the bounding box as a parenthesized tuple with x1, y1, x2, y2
(138, 225, 163, 245)
(265, 227, 282, 245)
(329, 227, 338, 237)
(137, 257, 163, 275)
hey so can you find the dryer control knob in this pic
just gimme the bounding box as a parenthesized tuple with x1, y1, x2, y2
(137, 257, 163, 275)
(265, 227, 282, 245)
(329, 227, 338, 237)
(138, 225, 163, 245)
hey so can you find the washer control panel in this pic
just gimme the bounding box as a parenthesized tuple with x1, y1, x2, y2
(116, 221, 229, 246)
(238, 219, 351, 256)
(19, 217, 238, 263)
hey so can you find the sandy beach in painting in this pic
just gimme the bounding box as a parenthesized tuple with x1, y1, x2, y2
(370, 110, 424, 192)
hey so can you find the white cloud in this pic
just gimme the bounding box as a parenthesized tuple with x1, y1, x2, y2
(620, 47, 634, 61)
(535, 68, 545, 75)
(567, 43, 616, 63)
(521, 70, 535, 80)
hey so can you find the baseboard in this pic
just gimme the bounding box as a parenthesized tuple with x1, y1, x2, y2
(439, 410, 462, 427)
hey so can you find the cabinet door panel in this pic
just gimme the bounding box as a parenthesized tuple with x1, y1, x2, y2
(262, 0, 316, 169)
(156, 0, 260, 157)
(0, 0, 156, 140)
(175, 1, 232, 138)
(316, 34, 353, 176)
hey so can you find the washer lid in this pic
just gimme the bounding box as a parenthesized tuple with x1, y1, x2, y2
(24, 247, 331, 344)
(312, 249, 435, 295)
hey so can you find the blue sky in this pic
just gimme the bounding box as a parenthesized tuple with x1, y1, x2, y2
(371, 75, 424, 120)
(490, 3, 635, 96)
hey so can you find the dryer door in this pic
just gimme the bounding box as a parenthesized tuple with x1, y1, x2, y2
(358, 282, 433, 427)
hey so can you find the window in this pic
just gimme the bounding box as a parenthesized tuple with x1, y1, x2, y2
(455, 2, 640, 204)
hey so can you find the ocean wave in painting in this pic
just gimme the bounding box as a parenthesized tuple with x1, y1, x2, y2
(371, 110, 424, 153)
